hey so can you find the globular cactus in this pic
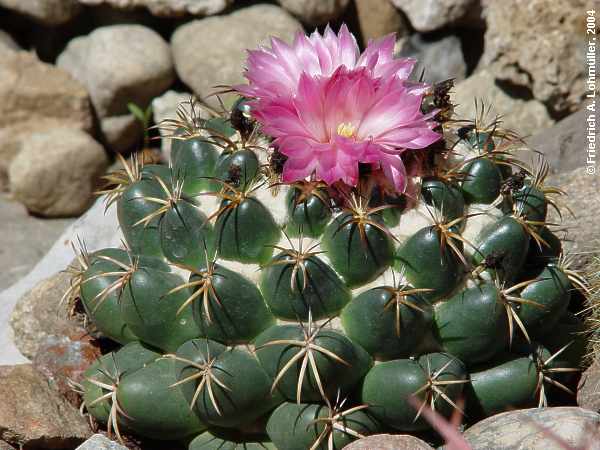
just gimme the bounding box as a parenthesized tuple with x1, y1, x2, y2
(63, 24, 592, 449)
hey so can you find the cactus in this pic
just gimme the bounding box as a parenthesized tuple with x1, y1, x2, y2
(62, 25, 593, 450)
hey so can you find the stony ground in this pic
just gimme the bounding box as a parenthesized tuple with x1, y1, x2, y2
(0, 194, 73, 291)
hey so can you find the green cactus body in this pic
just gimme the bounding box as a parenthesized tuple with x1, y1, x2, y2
(71, 87, 585, 447)
(255, 324, 372, 402)
(341, 286, 431, 359)
(434, 283, 508, 364)
(260, 253, 350, 321)
(117, 357, 206, 439)
(361, 353, 467, 431)
(472, 215, 530, 282)
(172, 136, 219, 195)
(266, 402, 380, 450)
(421, 178, 465, 222)
(467, 355, 538, 417)
(518, 265, 572, 334)
(159, 199, 215, 268)
(461, 158, 502, 204)
(214, 196, 280, 264)
(120, 266, 201, 352)
(395, 226, 461, 301)
(190, 264, 275, 343)
(117, 167, 170, 257)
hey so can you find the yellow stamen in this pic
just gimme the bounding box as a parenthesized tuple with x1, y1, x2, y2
(336, 122, 356, 138)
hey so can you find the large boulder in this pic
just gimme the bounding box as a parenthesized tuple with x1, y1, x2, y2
(451, 69, 554, 137)
(9, 271, 83, 359)
(397, 33, 467, 83)
(77, 0, 230, 17)
(171, 4, 302, 108)
(480, 0, 589, 116)
(8, 127, 109, 217)
(0, 364, 91, 447)
(0, 51, 93, 190)
(276, 0, 350, 25)
(57, 25, 174, 151)
(391, 0, 478, 32)
(355, 0, 409, 46)
(343, 434, 434, 449)
(462, 407, 600, 450)
(526, 107, 596, 174)
(548, 168, 600, 269)
(0, 0, 81, 25)
(0, 196, 73, 291)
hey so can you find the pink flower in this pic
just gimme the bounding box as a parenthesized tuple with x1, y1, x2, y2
(236, 25, 441, 192)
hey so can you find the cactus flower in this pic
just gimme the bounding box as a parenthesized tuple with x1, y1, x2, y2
(236, 24, 441, 192)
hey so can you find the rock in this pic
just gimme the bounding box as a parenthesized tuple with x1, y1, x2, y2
(100, 113, 140, 153)
(58, 24, 173, 117)
(397, 33, 467, 83)
(578, 359, 600, 413)
(547, 168, 600, 269)
(391, 0, 477, 32)
(480, 0, 588, 116)
(462, 407, 600, 450)
(526, 107, 596, 175)
(172, 4, 302, 108)
(152, 90, 210, 160)
(451, 69, 554, 137)
(343, 433, 434, 449)
(276, 0, 349, 25)
(355, 0, 409, 46)
(33, 334, 102, 405)
(0, 196, 73, 291)
(0, 0, 81, 25)
(57, 24, 174, 152)
(0, 51, 93, 189)
(77, 0, 230, 17)
(0, 364, 91, 447)
(0, 196, 120, 365)
(0, 30, 19, 53)
(0, 441, 15, 450)
(9, 271, 84, 359)
(9, 127, 109, 217)
(76, 434, 129, 450)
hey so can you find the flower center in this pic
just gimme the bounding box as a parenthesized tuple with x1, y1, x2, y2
(336, 122, 356, 139)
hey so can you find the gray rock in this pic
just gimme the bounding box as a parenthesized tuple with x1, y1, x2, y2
(462, 407, 600, 450)
(0, 364, 91, 447)
(0, 30, 19, 53)
(76, 434, 129, 450)
(152, 90, 210, 160)
(100, 113, 141, 153)
(0, 196, 120, 364)
(391, 0, 477, 32)
(172, 4, 302, 108)
(276, 0, 350, 25)
(397, 34, 467, 83)
(480, 0, 589, 116)
(526, 107, 597, 175)
(343, 434, 434, 449)
(0, 0, 81, 25)
(9, 271, 83, 359)
(0, 51, 93, 189)
(77, 0, 230, 17)
(355, 0, 409, 46)
(451, 69, 554, 137)
(0, 195, 73, 291)
(578, 359, 600, 413)
(57, 24, 174, 118)
(9, 127, 109, 217)
(0, 441, 15, 450)
(547, 168, 600, 269)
